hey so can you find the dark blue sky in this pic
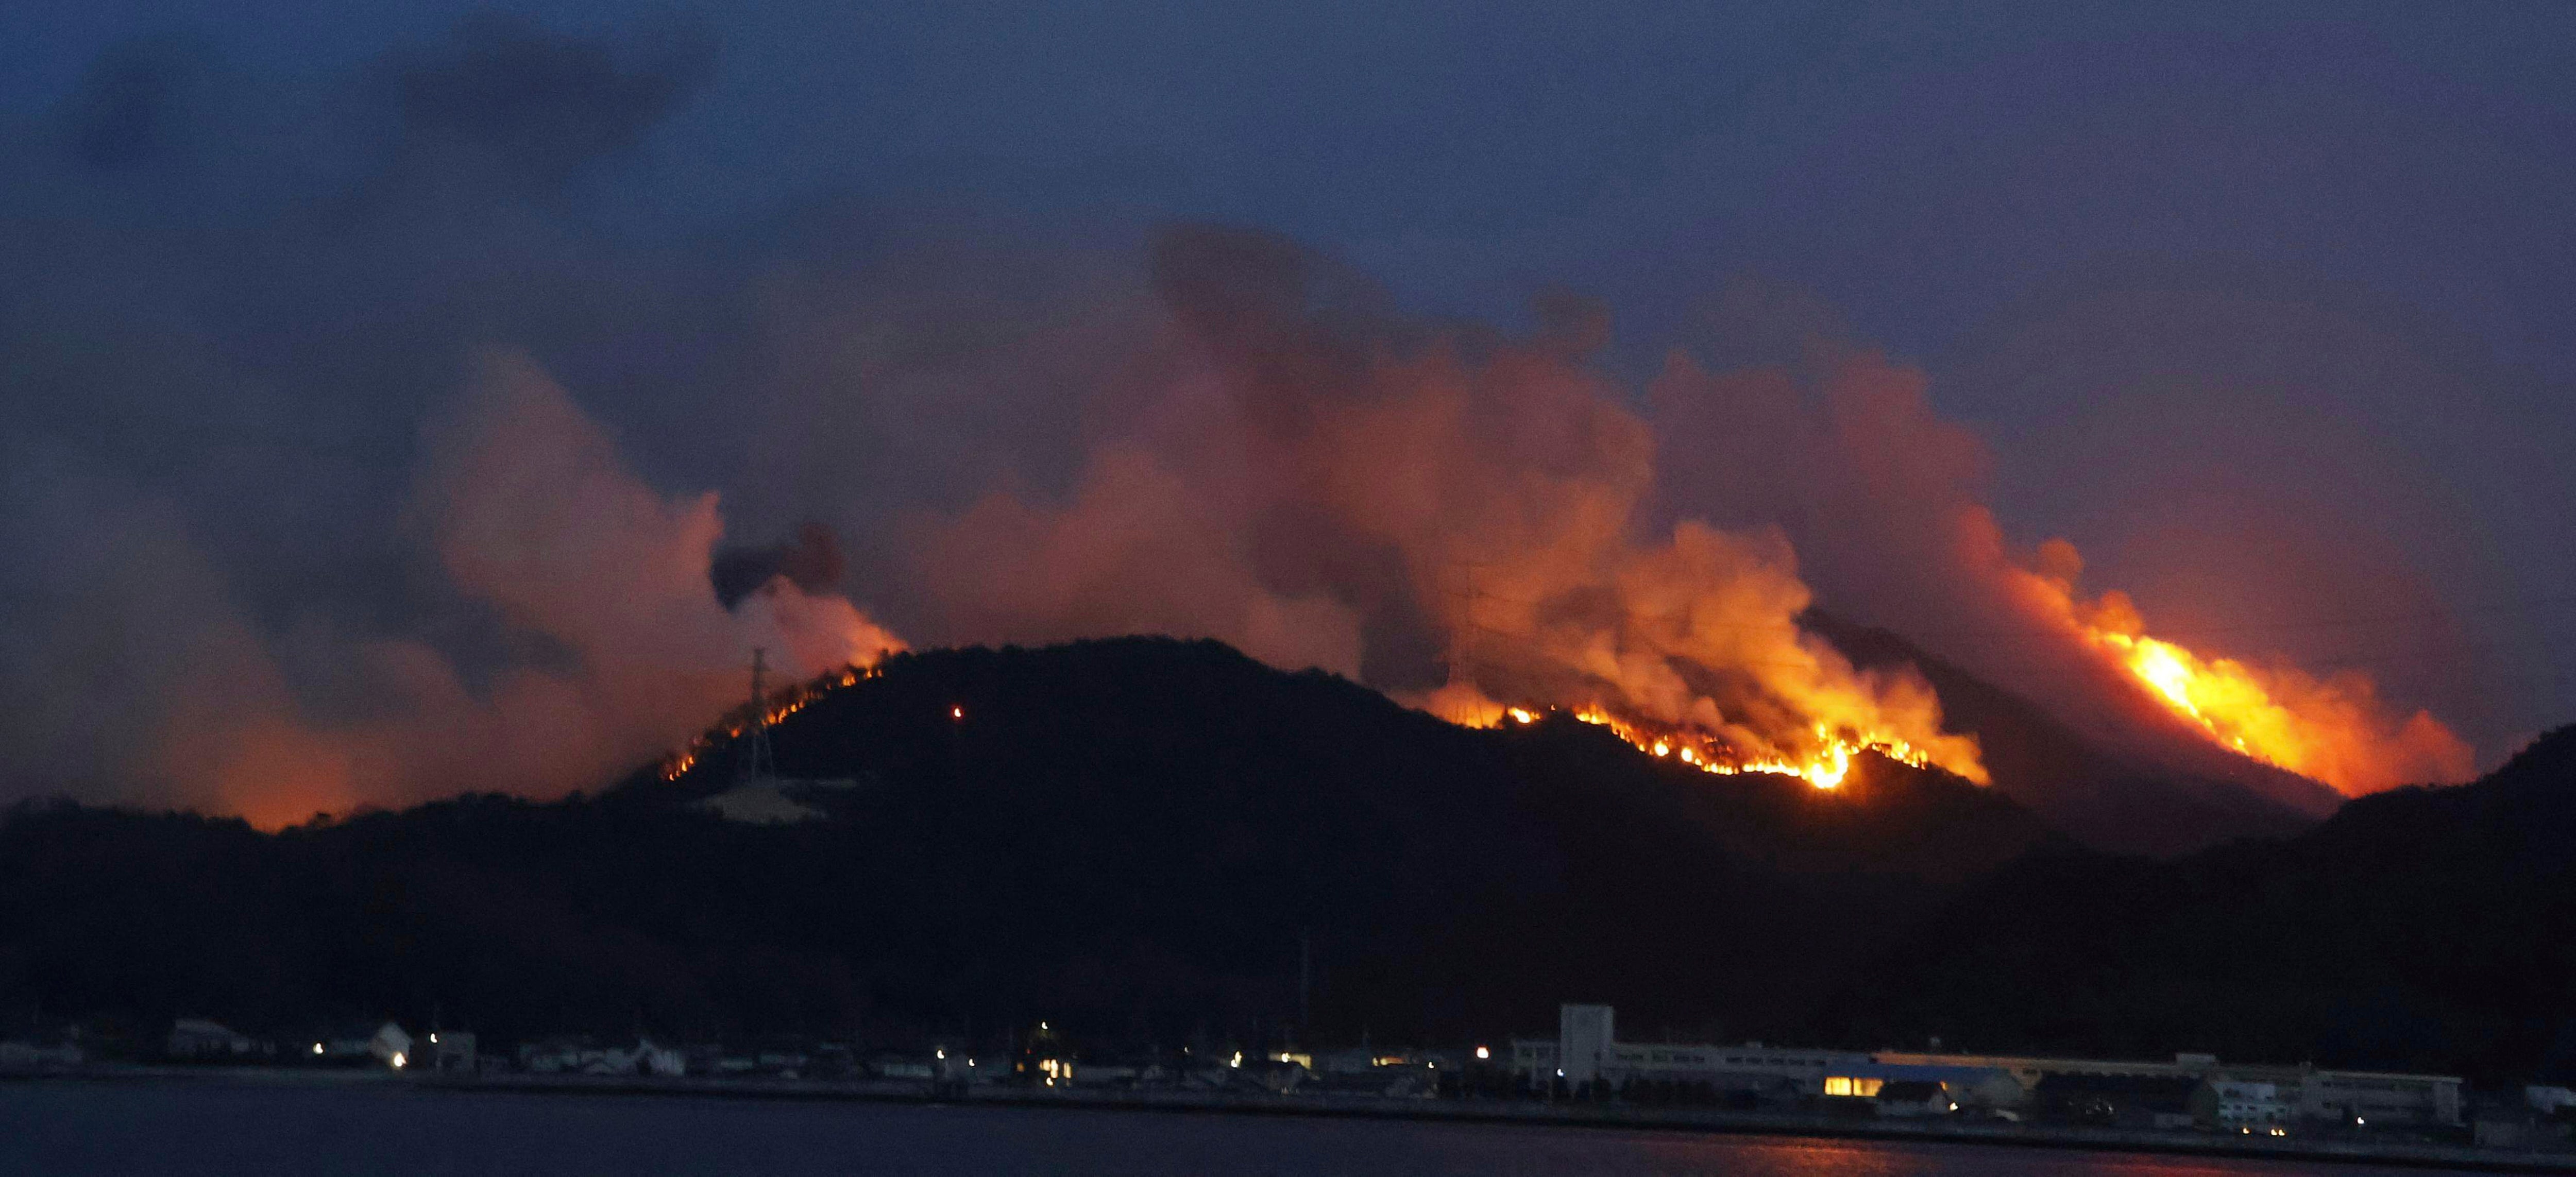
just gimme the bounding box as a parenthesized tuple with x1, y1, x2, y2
(8, 1, 2574, 758)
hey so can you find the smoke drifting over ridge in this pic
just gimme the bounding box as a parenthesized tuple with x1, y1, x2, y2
(1, 352, 897, 828)
(0, 17, 2477, 823)
(1648, 345, 2473, 798)
(913, 227, 1986, 787)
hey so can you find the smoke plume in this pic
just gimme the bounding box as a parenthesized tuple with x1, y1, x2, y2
(0, 16, 2482, 825)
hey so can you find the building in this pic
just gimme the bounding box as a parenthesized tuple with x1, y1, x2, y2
(1509, 1005, 2463, 1128)
(0, 1038, 83, 1071)
(2195, 1071, 2298, 1128)
(629, 1039, 687, 1077)
(1863, 1048, 2461, 1129)
(368, 1022, 414, 1069)
(1512, 1004, 1867, 1098)
(429, 1030, 477, 1073)
(2194, 1078, 2290, 1131)
(520, 1036, 684, 1076)
(2034, 1072, 2202, 1129)
(1871, 1080, 1957, 1117)
(1872, 1049, 2212, 1094)
(167, 1018, 266, 1061)
(1829, 1063, 2024, 1115)
(2473, 1102, 2556, 1150)
(2295, 1068, 2463, 1127)
(1559, 1004, 1613, 1085)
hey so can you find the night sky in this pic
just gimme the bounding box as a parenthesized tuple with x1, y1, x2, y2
(5, 1, 2572, 811)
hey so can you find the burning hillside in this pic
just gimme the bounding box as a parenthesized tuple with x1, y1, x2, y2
(2, 226, 2476, 830)
(906, 228, 2464, 808)
(2013, 551, 2473, 794)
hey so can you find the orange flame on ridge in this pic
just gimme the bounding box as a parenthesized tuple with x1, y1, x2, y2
(659, 660, 888, 781)
(2010, 541, 2472, 794)
(1435, 690, 1946, 791)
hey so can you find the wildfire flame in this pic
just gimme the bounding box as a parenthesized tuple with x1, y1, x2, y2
(1453, 698, 1940, 791)
(2012, 543, 2473, 794)
(659, 662, 884, 781)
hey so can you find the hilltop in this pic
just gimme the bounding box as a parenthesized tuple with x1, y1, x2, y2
(0, 637, 2056, 1052)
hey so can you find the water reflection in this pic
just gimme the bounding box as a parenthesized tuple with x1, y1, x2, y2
(0, 1082, 2447, 1176)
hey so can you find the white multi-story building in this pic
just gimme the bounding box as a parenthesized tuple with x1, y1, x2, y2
(2200, 1078, 2291, 1128)
(2294, 1068, 2463, 1126)
(1512, 1004, 1866, 1094)
(1509, 1004, 2463, 1126)
(1559, 1004, 1613, 1084)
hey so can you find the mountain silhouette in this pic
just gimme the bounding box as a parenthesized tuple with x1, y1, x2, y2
(0, 637, 2057, 1054)
(1819, 724, 2576, 1083)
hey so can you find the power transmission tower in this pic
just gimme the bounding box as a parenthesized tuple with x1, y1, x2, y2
(737, 647, 776, 786)
(1448, 560, 1492, 687)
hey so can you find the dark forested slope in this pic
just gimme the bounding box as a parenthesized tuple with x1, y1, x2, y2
(1822, 725, 2576, 1083)
(0, 637, 2055, 1054)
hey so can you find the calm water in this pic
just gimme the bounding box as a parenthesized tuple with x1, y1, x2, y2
(0, 1080, 2448, 1176)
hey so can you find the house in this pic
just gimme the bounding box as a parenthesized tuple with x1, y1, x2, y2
(306, 1021, 412, 1068)
(2033, 1073, 2201, 1129)
(428, 1030, 477, 1073)
(619, 1039, 687, 1077)
(2473, 1101, 2557, 1150)
(1070, 1062, 1144, 1087)
(1872, 1080, 1957, 1117)
(2193, 1078, 2290, 1132)
(0, 1037, 83, 1071)
(368, 1022, 414, 1069)
(1239, 1056, 1310, 1094)
(518, 1037, 594, 1073)
(1826, 1063, 2022, 1115)
(869, 1051, 934, 1080)
(519, 1036, 685, 1076)
(167, 1018, 266, 1061)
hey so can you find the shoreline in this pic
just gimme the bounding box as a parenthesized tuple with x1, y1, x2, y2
(12, 1066, 2575, 1172)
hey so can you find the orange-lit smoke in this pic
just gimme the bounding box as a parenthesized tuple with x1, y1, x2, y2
(148, 352, 904, 828)
(916, 229, 1985, 790)
(2005, 539, 2472, 794)
(1650, 340, 2471, 800)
